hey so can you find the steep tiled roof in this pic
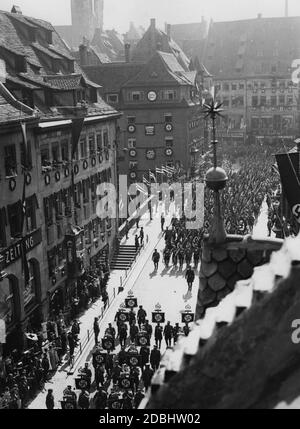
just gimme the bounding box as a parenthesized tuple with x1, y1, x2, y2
(0, 10, 116, 119)
(131, 22, 190, 71)
(0, 82, 36, 124)
(83, 63, 144, 93)
(43, 74, 82, 90)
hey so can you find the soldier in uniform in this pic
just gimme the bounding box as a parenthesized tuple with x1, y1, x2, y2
(129, 322, 139, 345)
(119, 323, 128, 348)
(143, 320, 152, 340)
(163, 321, 173, 348)
(128, 308, 136, 326)
(139, 345, 150, 371)
(150, 345, 161, 371)
(105, 350, 114, 379)
(142, 364, 154, 390)
(154, 323, 163, 349)
(137, 306, 147, 329)
(93, 388, 107, 409)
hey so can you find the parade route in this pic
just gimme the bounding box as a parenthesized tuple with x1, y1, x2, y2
(28, 204, 198, 409)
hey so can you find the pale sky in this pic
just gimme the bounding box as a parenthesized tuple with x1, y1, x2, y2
(1, 0, 300, 33)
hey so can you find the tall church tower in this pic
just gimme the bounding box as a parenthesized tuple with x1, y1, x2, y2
(71, 0, 104, 45)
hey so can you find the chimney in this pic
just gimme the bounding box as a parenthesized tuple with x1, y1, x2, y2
(257, 13, 262, 19)
(166, 24, 171, 42)
(125, 43, 131, 63)
(11, 5, 22, 14)
(285, 0, 289, 17)
(150, 18, 156, 50)
(79, 43, 88, 66)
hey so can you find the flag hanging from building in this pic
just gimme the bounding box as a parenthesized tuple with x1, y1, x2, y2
(156, 167, 164, 175)
(135, 184, 148, 196)
(149, 171, 157, 182)
(275, 151, 300, 224)
(143, 176, 150, 187)
(20, 121, 30, 285)
(71, 117, 85, 159)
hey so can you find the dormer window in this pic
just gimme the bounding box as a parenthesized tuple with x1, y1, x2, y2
(15, 55, 27, 73)
(107, 94, 119, 104)
(46, 30, 53, 45)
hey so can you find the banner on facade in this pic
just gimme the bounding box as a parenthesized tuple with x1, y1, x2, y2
(275, 152, 300, 224)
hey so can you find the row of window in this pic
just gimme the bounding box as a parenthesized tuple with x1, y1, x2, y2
(127, 114, 173, 124)
(251, 95, 294, 107)
(127, 137, 174, 149)
(47, 217, 109, 278)
(0, 195, 38, 247)
(126, 90, 178, 102)
(4, 141, 32, 178)
(41, 130, 109, 168)
(218, 80, 296, 92)
(251, 116, 293, 130)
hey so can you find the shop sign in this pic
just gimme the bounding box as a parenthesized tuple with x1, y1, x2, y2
(0, 229, 42, 269)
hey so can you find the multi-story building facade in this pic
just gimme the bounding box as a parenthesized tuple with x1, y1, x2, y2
(203, 15, 300, 146)
(84, 19, 213, 182)
(0, 8, 120, 353)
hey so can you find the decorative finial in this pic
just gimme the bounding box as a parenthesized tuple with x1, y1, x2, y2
(203, 95, 228, 243)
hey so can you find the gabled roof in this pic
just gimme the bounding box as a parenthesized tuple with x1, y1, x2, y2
(0, 10, 117, 119)
(123, 51, 196, 88)
(131, 21, 190, 71)
(83, 63, 144, 93)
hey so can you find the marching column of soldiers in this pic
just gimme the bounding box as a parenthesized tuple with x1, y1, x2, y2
(59, 300, 192, 410)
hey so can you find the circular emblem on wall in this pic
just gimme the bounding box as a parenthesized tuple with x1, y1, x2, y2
(147, 90, 157, 102)
(25, 173, 31, 186)
(146, 149, 156, 160)
(165, 123, 173, 132)
(165, 148, 173, 157)
(83, 160, 88, 170)
(91, 157, 96, 167)
(9, 177, 17, 192)
(64, 167, 70, 178)
(128, 124, 136, 133)
(129, 149, 137, 158)
(55, 171, 61, 182)
(99, 154, 103, 164)
(130, 171, 137, 180)
(74, 164, 79, 175)
(44, 174, 51, 186)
